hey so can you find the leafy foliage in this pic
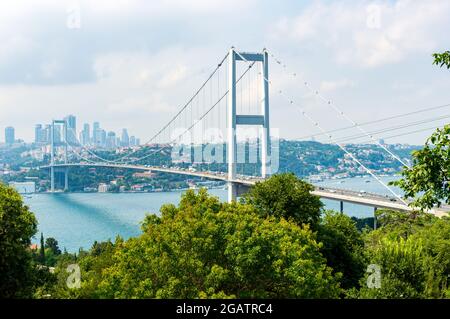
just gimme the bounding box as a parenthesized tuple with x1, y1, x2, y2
(242, 173, 323, 229)
(2, 171, 448, 299)
(45, 237, 61, 256)
(433, 51, 450, 69)
(391, 125, 450, 209)
(317, 211, 366, 290)
(356, 237, 428, 298)
(353, 211, 449, 298)
(53, 189, 340, 299)
(0, 183, 38, 298)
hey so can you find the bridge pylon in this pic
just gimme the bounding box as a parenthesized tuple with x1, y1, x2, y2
(227, 48, 270, 202)
(50, 119, 69, 192)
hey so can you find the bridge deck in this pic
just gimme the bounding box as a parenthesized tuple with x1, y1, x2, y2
(40, 163, 449, 216)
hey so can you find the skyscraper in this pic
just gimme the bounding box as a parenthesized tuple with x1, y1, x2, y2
(130, 136, 136, 147)
(80, 123, 90, 145)
(35, 124, 43, 143)
(121, 128, 129, 147)
(5, 127, 15, 144)
(53, 125, 62, 144)
(44, 124, 51, 144)
(64, 115, 77, 144)
(99, 129, 106, 147)
(106, 131, 116, 149)
(92, 122, 101, 147)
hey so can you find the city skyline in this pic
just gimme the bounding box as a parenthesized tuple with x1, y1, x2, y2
(4, 114, 140, 148)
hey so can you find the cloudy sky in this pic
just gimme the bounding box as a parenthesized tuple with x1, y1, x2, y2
(1, 0, 449, 145)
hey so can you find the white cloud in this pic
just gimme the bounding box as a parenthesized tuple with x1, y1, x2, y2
(271, 0, 450, 68)
(320, 79, 356, 93)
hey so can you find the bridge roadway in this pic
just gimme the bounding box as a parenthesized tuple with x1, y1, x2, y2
(41, 163, 449, 217)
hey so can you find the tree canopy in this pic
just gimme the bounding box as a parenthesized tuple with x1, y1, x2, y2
(433, 51, 450, 69)
(352, 210, 449, 298)
(0, 183, 38, 298)
(52, 189, 341, 298)
(242, 173, 323, 228)
(2, 173, 444, 300)
(392, 125, 450, 210)
(317, 211, 366, 290)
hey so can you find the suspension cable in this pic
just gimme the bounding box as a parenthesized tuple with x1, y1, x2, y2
(80, 52, 230, 164)
(268, 50, 409, 167)
(234, 48, 407, 205)
(297, 102, 450, 140)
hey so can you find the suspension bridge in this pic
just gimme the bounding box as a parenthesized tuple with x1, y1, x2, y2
(39, 48, 449, 217)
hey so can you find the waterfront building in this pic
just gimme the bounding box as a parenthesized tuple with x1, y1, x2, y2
(9, 181, 36, 193)
(98, 183, 109, 193)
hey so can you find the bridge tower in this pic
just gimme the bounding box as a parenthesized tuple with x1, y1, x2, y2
(227, 48, 270, 202)
(50, 119, 69, 192)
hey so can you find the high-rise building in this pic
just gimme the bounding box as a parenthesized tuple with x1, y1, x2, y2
(35, 124, 44, 143)
(106, 131, 116, 149)
(135, 138, 140, 146)
(50, 125, 63, 144)
(64, 115, 77, 144)
(5, 127, 15, 144)
(99, 129, 106, 147)
(44, 124, 51, 144)
(80, 123, 90, 145)
(130, 136, 136, 146)
(121, 128, 129, 147)
(92, 122, 101, 146)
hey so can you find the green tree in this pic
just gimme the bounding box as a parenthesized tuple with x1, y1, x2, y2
(58, 189, 340, 298)
(408, 217, 450, 297)
(242, 173, 323, 228)
(352, 210, 449, 298)
(356, 237, 428, 298)
(433, 51, 450, 69)
(39, 233, 45, 264)
(391, 125, 450, 210)
(317, 211, 366, 290)
(45, 237, 61, 256)
(0, 183, 38, 298)
(50, 239, 119, 299)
